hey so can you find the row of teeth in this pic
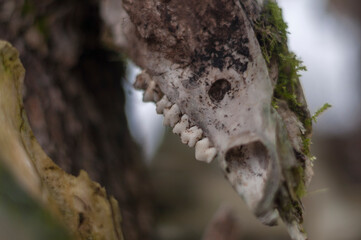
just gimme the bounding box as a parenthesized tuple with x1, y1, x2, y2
(134, 72, 217, 163)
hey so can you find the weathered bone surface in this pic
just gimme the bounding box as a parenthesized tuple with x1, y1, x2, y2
(101, 0, 311, 239)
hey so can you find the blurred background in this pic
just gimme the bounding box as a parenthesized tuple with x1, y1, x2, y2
(124, 0, 361, 239)
(0, 0, 361, 239)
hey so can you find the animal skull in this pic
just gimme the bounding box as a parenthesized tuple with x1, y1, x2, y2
(101, 0, 312, 238)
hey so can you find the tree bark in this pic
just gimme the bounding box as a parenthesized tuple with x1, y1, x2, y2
(0, 0, 154, 239)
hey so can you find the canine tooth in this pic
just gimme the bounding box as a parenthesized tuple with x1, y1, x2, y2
(181, 126, 203, 147)
(163, 104, 181, 127)
(156, 95, 172, 114)
(173, 115, 189, 135)
(195, 138, 217, 163)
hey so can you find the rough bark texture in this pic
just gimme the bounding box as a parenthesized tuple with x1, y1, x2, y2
(0, 0, 154, 239)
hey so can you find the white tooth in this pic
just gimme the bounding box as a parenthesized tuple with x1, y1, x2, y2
(163, 104, 181, 127)
(195, 138, 217, 163)
(181, 126, 203, 147)
(173, 115, 189, 135)
(156, 95, 172, 114)
(143, 81, 157, 102)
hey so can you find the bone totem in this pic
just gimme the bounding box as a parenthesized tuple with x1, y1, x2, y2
(102, 0, 314, 239)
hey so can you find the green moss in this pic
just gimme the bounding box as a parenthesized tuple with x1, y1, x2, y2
(255, 1, 307, 118)
(255, 0, 288, 64)
(271, 99, 279, 109)
(292, 166, 306, 198)
(255, 0, 312, 153)
(276, 167, 306, 224)
(276, 186, 304, 224)
(301, 136, 311, 157)
(312, 103, 332, 123)
(301, 103, 331, 158)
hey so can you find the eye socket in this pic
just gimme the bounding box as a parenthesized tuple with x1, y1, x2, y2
(208, 79, 231, 103)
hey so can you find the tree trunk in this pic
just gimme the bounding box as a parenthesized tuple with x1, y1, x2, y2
(0, 0, 153, 239)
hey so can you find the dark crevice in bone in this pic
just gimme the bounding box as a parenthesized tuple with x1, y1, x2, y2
(225, 141, 270, 209)
(208, 79, 232, 103)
